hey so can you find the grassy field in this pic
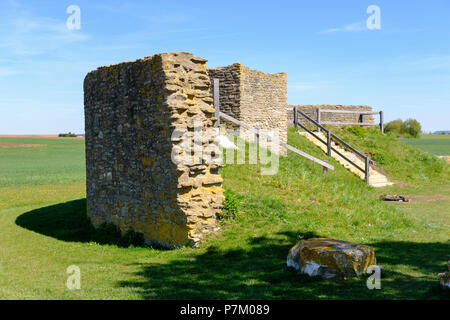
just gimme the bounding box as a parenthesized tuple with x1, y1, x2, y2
(0, 137, 85, 186)
(0, 131, 448, 300)
(400, 134, 450, 156)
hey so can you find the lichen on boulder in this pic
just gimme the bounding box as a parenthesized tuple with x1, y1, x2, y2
(287, 238, 376, 279)
(438, 261, 450, 290)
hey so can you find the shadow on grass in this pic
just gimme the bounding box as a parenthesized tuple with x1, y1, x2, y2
(118, 231, 449, 300)
(15, 200, 449, 299)
(15, 198, 151, 248)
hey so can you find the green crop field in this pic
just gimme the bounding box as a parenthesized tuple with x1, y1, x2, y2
(0, 130, 449, 300)
(400, 134, 450, 156)
(0, 138, 85, 187)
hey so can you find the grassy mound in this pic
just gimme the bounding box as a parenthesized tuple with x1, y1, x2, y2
(330, 126, 449, 186)
(220, 128, 449, 247)
(208, 128, 449, 299)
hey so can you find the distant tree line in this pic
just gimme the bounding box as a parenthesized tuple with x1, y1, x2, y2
(58, 132, 78, 137)
(385, 119, 422, 138)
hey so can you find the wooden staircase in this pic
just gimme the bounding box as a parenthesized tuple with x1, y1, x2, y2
(299, 131, 393, 187)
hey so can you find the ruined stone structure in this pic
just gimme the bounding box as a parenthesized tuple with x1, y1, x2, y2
(83, 51, 378, 248)
(208, 63, 288, 153)
(84, 52, 224, 248)
(287, 105, 375, 128)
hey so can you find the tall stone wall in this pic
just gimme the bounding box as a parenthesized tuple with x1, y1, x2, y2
(287, 105, 375, 128)
(207, 64, 241, 124)
(240, 66, 288, 149)
(84, 52, 224, 248)
(208, 64, 287, 153)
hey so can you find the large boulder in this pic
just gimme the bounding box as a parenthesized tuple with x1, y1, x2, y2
(287, 238, 376, 279)
(438, 262, 450, 290)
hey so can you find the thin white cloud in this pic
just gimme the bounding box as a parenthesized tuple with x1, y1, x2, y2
(0, 67, 22, 76)
(418, 55, 450, 70)
(320, 22, 365, 34)
(94, 4, 193, 24)
(0, 9, 90, 56)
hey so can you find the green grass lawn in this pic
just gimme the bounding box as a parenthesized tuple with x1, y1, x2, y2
(0, 132, 448, 300)
(400, 134, 450, 156)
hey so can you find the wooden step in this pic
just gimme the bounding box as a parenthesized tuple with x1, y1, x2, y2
(299, 131, 393, 187)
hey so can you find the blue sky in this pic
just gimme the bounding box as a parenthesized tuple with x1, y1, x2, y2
(0, 0, 449, 133)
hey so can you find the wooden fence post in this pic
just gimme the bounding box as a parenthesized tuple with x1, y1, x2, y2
(294, 107, 298, 131)
(323, 160, 328, 175)
(317, 108, 321, 133)
(213, 78, 220, 127)
(327, 130, 332, 157)
(365, 157, 370, 185)
(379, 111, 384, 134)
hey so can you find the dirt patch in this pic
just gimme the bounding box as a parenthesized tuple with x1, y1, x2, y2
(0, 135, 84, 140)
(409, 195, 450, 202)
(0, 142, 46, 148)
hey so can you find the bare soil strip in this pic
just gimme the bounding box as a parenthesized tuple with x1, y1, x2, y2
(0, 135, 84, 140)
(409, 195, 450, 202)
(0, 142, 46, 148)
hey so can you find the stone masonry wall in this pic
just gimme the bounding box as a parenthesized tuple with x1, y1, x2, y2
(207, 64, 241, 127)
(84, 52, 224, 248)
(208, 64, 287, 154)
(240, 66, 287, 151)
(287, 105, 375, 128)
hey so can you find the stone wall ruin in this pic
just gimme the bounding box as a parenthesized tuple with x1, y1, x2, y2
(84, 52, 377, 248)
(84, 52, 224, 248)
(287, 105, 375, 128)
(208, 63, 288, 154)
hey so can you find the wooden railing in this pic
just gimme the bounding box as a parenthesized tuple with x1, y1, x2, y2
(289, 107, 373, 184)
(219, 111, 335, 171)
(212, 78, 334, 172)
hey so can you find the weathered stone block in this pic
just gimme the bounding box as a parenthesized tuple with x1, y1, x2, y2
(287, 238, 376, 279)
(84, 52, 224, 248)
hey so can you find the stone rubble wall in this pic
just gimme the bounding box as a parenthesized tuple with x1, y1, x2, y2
(240, 66, 287, 154)
(207, 64, 241, 130)
(287, 105, 375, 128)
(84, 52, 224, 248)
(208, 64, 287, 155)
